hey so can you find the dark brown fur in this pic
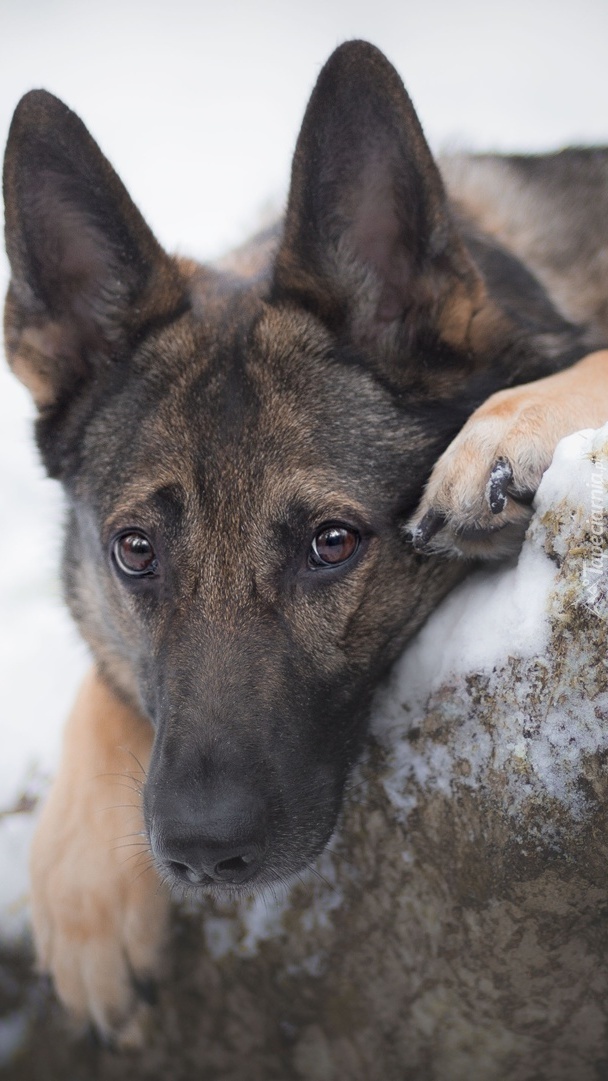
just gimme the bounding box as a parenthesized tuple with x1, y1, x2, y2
(4, 42, 608, 898)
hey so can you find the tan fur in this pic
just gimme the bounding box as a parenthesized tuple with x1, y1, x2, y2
(10, 58, 608, 1046)
(33, 349, 608, 1031)
(408, 350, 608, 557)
(441, 154, 608, 338)
(29, 669, 167, 1048)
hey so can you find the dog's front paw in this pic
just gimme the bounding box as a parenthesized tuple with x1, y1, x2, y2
(30, 670, 169, 1049)
(408, 350, 608, 559)
(407, 383, 549, 559)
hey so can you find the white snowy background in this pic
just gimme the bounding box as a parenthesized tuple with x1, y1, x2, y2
(1, 0, 607, 938)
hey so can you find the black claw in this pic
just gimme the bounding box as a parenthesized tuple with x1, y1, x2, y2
(488, 458, 513, 515)
(410, 510, 446, 550)
(133, 974, 158, 1006)
(86, 1023, 118, 1053)
(85, 1022, 100, 1048)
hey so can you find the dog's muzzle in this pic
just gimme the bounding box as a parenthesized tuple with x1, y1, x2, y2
(149, 781, 268, 888)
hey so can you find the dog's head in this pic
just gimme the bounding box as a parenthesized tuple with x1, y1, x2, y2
(4, 43, 510, 891)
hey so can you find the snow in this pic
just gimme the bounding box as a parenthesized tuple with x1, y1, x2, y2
(374, 425, 608, 824)
(200, 849, 344, 963)
(1, 1, 607, 940)
(385, 541, 556, 701)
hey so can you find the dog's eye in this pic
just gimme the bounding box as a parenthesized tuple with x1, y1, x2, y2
(310, 525, 360, 568)
(112, 531, 158, 577)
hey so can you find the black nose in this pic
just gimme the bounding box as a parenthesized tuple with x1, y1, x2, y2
(167, 842, 263, 886)
(151, 785, 267, 887)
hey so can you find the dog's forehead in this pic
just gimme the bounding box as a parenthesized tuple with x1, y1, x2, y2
(91, 296, 412, 533)
(144, 301, 402, 466)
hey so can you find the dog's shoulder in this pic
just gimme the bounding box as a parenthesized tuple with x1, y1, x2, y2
(441, 148, 608, 337)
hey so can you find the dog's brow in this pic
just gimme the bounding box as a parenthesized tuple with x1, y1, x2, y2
(273, 473, 370, 524)
(105, 480, 188, 530)
(148, 484, 186, 527)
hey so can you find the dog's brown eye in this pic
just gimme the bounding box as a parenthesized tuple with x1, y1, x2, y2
(310, 525, 359, 567)
(112, 532, 158, 577)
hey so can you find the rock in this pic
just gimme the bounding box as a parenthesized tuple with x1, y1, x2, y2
(4, 425, 608, 1080)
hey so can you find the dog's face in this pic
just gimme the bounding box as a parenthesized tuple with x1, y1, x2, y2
(4, 42, 506, 891)
(60, 300, 466, 890)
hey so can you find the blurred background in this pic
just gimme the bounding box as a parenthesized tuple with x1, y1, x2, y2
(1, 0, 607, 936)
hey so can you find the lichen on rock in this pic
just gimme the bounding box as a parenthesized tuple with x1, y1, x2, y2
(5, 426, 608, 1081)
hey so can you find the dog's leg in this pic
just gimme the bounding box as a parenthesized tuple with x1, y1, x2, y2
(29, 668, 168, 1049)
(408, 350, 608, 559)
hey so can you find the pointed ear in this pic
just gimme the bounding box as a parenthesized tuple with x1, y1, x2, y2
(273, 41, 483, 359)
(3, 90, 187, 410)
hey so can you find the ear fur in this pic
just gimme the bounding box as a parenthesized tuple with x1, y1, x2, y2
(273, 41, 483, 359)
(3, 90, 186, 410)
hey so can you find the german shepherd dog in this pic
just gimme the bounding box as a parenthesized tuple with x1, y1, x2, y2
(4, 41, 608, 1045)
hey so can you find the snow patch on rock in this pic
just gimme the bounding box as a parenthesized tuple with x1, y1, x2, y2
(374, 424, 608, 826)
